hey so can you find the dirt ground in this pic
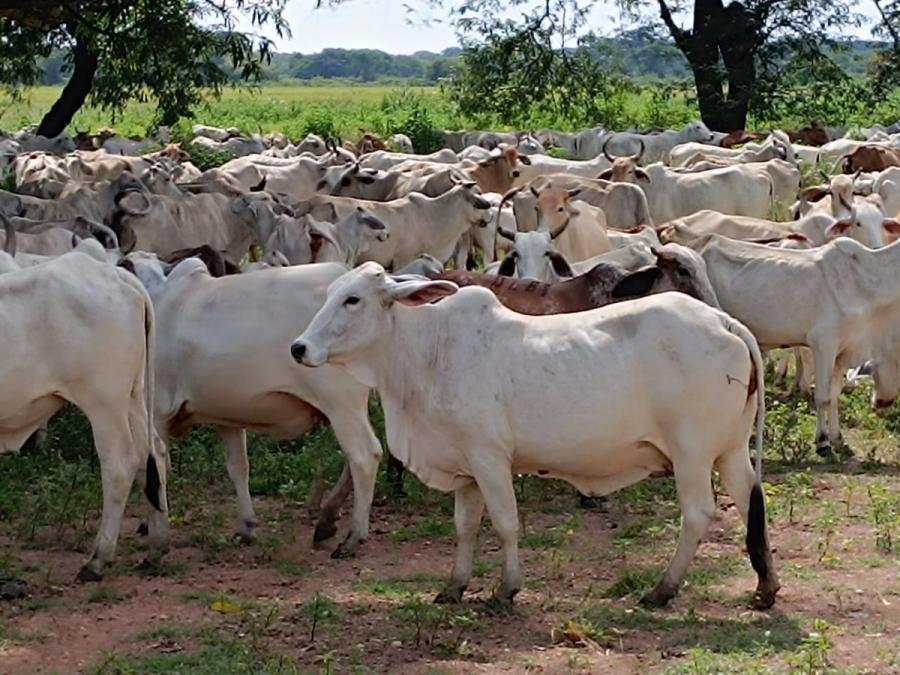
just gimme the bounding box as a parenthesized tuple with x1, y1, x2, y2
(1, 459, 898, 674)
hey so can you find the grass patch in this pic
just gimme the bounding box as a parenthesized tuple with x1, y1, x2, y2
(390, 515, 454, 543)
(88, 586, 124, 604)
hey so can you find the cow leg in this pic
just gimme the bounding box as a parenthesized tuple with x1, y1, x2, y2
(827, 359, 849, 457)
(812, 344, 838, 458)
(715, 447, 780, 609)
(314, 463, 352, 545)
(475, 468, 521, 607)
(436, 481, 484, 604)
(386, 455, 406, 498)
(78, 410, 142, 582)
(641, 461, 715, 608)
(139, 430, 170, 570)
(796, 347, 814, 396)
(327, 413, 383, 559)
(217, 427, 257, 543)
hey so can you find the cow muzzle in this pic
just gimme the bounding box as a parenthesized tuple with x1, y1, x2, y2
(290, 340, 327, 367)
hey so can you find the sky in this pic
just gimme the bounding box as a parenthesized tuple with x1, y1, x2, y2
(271, 1, 883, 55)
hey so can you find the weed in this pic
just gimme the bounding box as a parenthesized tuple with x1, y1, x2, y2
(88, 586, 124, 604)
(390, 515, 454, 543)
(295, 592, 339, 642)
(867, 481, 898, 553)
(390, 593, 483, 651)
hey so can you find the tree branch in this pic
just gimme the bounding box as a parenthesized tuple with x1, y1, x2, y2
(656, 0, 688, 46)
(873, 0, 900, 50)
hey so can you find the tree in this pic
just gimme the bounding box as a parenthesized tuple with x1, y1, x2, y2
(319, 0, 865, 131)
(0, 1, 287, 137)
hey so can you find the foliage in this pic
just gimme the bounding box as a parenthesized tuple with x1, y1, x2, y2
(444, 2, 633, 129)
(0, 0, 288, 132)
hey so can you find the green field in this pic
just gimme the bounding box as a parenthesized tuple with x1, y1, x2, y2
(0, 83, 703, 146)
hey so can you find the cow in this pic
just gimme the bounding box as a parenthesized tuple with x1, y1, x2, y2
(0, 252, 167, 580)
(112, 190, 279, 262)
(510, 175, 653, 231)
(659, 206, 899, 250)
(290, 263, 779, 610)
(387, 134, 415, 153)
(304, 184, 492, 268)
(358, 148, 458, 171)
(438, 243, 717, 312)
(319, 164, 465, 201)
(698, 235, 900, 458)
(0, 173, 144, 225)
(840, 145, 900, 174)
(264, 208, 389, 267)
(123, 256, 384, 557)
(600, 121, 716, 164)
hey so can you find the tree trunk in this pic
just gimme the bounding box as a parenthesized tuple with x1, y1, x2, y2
(718, 3, 757, 131)
(656, 0, 759, 132)
(37, 36, 98, 138)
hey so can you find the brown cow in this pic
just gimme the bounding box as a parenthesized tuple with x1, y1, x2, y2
(840, 145, 900, 174)
(433, 244, 718, 315)
(787, 121, 829, 147)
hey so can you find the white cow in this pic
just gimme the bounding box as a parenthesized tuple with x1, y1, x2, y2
(124, 257, 384, 555)
(601, 121, 716, 164)
(699, 235, 900, 457)
(291, 263, 779, 610)
(0, 252, 167, 580)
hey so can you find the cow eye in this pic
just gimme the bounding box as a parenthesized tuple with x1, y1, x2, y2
(344, 296, 360, 306)
(677, 266, 690, 277)
(557, 207, 564, 213)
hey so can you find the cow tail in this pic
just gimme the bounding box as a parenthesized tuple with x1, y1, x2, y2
(723, 315, 766, 484)
(141, 290, 165, 513)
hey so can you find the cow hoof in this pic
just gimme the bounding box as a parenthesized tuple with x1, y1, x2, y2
(330, 543, 354, 559)
(815, 443, 834, 460)
(577, 495, 608, 512)
(484, 595, 514, 616)
(638, 588, 672, 609)
(313, 520, 338, 544)
(751, 590, 778, 610)
(135, 557, 159, 575)
(76, 566, 103, 584)
(0, 578, 29, 600)
(234, 531, 256, 546)
(135, 522, 149, 536)
(434, 588, 463, 604)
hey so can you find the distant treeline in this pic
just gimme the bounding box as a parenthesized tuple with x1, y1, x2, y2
(35, 35, 883, 85)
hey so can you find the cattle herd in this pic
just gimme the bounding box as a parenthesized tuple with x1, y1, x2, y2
(4, 115, 900, 615)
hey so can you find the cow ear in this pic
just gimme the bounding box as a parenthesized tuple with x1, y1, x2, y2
(517, 154, 532, 165)
(597, 169, 613, 180)
(498, 254, 517, 277)
(358, 174, 377, 184)
(824, 219, 852, 239)
(117, 258, 136, 275)
(802, 186, 829, 203)
(315, 179, 328, 191)
(387, 278, 458, 306)
(548, 252, 574, 278)
(883, 218, 900, 235)
(635, 169, 651, 183)
(611, 266, 662, 299)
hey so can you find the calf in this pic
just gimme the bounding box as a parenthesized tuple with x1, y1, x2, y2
(291, 263, 778, 610)
(0, 252, 167, 580)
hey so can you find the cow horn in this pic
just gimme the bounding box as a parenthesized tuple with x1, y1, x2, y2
(497, 225, 517, 241)
(0, 212, 16, 256)
(631, 139, 645, 163)
(495, 186, 522, 233)
(549, 216, 571, 240)
(250, 176, 267, 192)
(88, 221, 120, 250)
(121, 190, 152, 216)
(602, 137, 616, 162)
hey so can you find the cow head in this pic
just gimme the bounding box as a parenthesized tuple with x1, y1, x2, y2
(495, 228, 574, 282)
(532, 183, 583, 234)
(683, 120, 715, 143)
(291, 262, 459, 368)
(823, 198, 900, 249)
(597, 139, 649, 183)
(470, 144, 531, 193)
